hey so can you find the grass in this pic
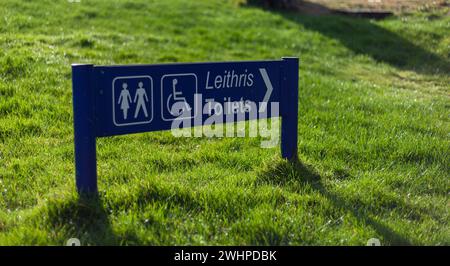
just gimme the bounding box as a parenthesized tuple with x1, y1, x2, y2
(293, 0, 448, 13)
(0, 0, 449, 245)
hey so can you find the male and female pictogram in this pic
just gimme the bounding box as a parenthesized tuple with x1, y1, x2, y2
(113, 76, 153, 126)
(117, 81, 149, 120)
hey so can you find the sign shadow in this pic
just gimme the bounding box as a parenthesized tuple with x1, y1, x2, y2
(256, 158, 413, 245)
(46, 194, 120, 245)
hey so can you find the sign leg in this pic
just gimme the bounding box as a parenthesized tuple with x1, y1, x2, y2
(281, 57, 299, 160)
(72, 64, 98, 195)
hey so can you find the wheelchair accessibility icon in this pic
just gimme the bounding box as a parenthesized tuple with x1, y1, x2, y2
(161, 73, 197, 121)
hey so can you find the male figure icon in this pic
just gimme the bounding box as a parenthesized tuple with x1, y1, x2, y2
(134, 81, 149, 118)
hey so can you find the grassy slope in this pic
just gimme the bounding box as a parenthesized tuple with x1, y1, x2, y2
(0, 0, 448, 245)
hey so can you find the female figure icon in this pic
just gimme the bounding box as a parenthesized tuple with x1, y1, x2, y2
(118, 83, 132, 119)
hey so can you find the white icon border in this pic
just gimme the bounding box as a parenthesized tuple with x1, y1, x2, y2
(112, 75, 154, 127)
(160, 73, 198, 121)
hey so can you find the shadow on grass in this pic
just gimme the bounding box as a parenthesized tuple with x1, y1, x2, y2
(46, 194, 119, 245)
(257, 158, 412, 245)
(248, 3, 450, 75)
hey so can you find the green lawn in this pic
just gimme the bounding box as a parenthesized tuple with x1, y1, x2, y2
(0, 0, 449, 245)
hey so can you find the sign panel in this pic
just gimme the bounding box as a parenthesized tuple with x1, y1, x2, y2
(93, 61, 283, 137)
(72, 58, 298, 194)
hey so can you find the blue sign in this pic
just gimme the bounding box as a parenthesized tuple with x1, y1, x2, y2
(72, 58, 299, 194)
